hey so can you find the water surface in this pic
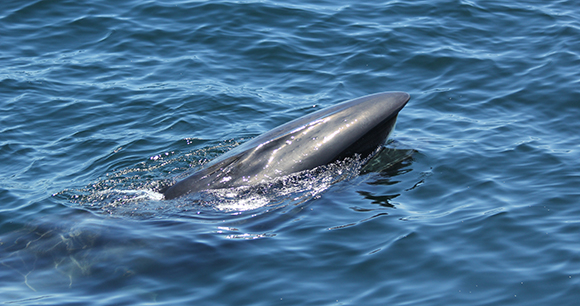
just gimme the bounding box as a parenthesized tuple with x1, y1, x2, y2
(1, 0, 579, 304)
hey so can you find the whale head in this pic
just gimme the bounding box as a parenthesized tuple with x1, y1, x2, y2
(163, 91, 410, 200)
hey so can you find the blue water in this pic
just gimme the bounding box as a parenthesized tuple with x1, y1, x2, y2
(1, 0, 580, 304)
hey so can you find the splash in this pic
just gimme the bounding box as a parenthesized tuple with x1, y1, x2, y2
(57, 140, 414, 218)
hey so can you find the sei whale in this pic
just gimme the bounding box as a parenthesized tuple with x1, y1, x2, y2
(163, 91, 410, 200)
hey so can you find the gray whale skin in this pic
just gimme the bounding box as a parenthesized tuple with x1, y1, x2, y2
(163, 91, 410, 200)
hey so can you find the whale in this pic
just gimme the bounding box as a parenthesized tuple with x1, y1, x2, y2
(163, 91, 410, 200)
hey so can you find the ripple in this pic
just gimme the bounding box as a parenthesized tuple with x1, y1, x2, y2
(2, 0, 580, 304)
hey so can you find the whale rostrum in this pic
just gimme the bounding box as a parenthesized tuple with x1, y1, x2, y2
(163, 91, 410, 200)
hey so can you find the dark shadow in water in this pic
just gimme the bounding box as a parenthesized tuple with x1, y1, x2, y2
(356, 191, 399, 208)
(0, 209, 138, 292)
(360, 145, 416, 175)
(356, 144, 417, 209)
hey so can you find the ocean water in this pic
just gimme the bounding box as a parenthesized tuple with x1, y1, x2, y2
(1, 0, 579, 304)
